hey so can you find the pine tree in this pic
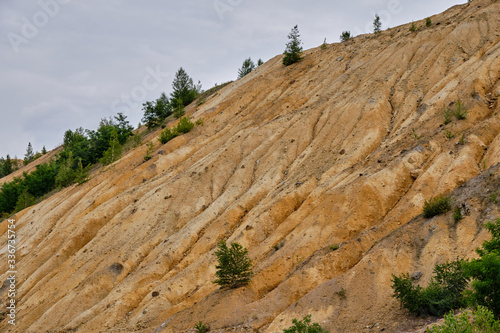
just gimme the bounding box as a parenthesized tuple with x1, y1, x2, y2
(238, 57, 256, 79)
(340, 31, 351, 42)
(374, 14, 382, 34)
(170, 68, 200, 108)
(24, 142, 34, 165)
(42, 145, 47, 154)
(4, 155, 13, 175)
(283, 25, 303, 66)
(213, 241, 253, 288)
(257, 58, 263, 66)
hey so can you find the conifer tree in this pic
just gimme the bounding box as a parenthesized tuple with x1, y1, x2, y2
(170, 68, 200, 108)
(238, 57, 256, 79)
(374, 14, 382, 34)
(24, 142, 34, 165)
(257, 58, 263, 66)
(100, 129, 122, 165)
(213, 240, 253, 288)
(283, 25, 303, 66)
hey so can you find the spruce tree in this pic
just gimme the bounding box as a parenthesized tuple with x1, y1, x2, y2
(170, 68, 200, 108)
(373, 14, 382, 34)
(340, 31, 351, 42)
(213, 240, 253, 288)
(24, 142, 34, 165)
(238, 57, 256, 79)
(283, 25, 303, 66)
(257, 58, 263, 66)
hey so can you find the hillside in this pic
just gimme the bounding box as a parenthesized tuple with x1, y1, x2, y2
(1, 0, 500, 332)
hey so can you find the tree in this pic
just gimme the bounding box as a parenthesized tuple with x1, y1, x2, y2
(464, 218, 500, 318)
(213, 240, 253, 288)
(113, 112, 134, 144)
(373, 14, 382, 34)
(238, 57, 256, 79)
(340, 31, 351, 42)
(100, 128, 122, 165)
(42, 146, 47, 154)
(170, 68, 200, 108)
(283, 25, 303, 66)
(257, 58, 263, 66)
(24, 142, 34, 165)
(142, 93, 172, 129)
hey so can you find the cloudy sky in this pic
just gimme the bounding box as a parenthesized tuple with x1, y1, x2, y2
(1, 0, 462, 159)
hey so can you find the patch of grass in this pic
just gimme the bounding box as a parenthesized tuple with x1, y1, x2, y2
(423, 194, 452, 218)
(336, 288, 347, 300)
(490, 193, 498, 204)
(444, 128, 455, 140)
(453, 207, 463, 223)
(458, 133, 466, 145)
(412, 128, 421, 141)
(195, 118, 204, 126)
(329, 244, 340, 251)
(409, 22, 417, 32)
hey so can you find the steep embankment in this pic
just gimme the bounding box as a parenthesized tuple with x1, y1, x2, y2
(1, 1, 500, 332)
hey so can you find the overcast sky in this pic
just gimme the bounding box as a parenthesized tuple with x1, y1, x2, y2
(0, 0, 462, 159)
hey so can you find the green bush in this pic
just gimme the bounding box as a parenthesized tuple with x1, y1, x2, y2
(463, 218, 500, 318)
(213, 241, 253, 288)
(426, 17, 432, 27)
(391, 259, 467, 317)
(340, 31, 351, 42)
(238, 57, 256, 78)
(426, 306, 500, 333)
(423, 195, 452, 218)
(283, 315, 328, 333)
(158, 127, 178, 144)
(410, 22, 417, 32)
(176, 117, 195, 134)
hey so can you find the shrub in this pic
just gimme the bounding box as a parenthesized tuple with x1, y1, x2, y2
(173, 100, 185, 119)
(463, 218, 500, 318)
(391, 259, 467, 317)
(158, 127, 178, 144)
(340, 31, 351, 42)
(176, 117, 195, 134)
(410, 22, 417, 32)
(426, 306, 500, 333)
(329, 244, 340, 251)
(320, 38, 327, 50)
(143, 142, 154, 162)
(426, 17, 432, 27)
(195, 118, 204, 126)
(423, 195, 452, 218)
(443, 106, 453, 125)
(213, 240, 253, 288)
(283, 314, 328, 333)
(283, 25, 303, 66)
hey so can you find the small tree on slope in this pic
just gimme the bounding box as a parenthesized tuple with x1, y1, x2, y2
(213, 240, 253, 288)
(283, 25, 303, 66)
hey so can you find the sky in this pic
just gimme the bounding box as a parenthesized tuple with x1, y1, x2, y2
(0, 0, 462, 159)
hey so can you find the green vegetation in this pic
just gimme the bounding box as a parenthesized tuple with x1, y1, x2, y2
(320, 38, 327, 50)
(410, 22, 417, 32)
(453, 207, 463, 223)
(0, 155, 15, 178)
(158, 117, 196, 145)
(143, 142, 155, 162)
(444, 128, 455, 140)
(412, 128, 421, 141)
(213, 240, 253, 288)
(443, 106, 453, 125)
(257, 58, 264, 66)
(373, 14, 382, 34)
(391, 259, 468, 317)
(453, 99, 468, 120)
(463, 218, 500, 318)
(426, 306, 500, 333)
(23, 142, 35, 165)
(283, 25, 303, 66)
(238, 57, 256, 79)
(194, 321, 209, 333)
(426, 17, 432, 27)
(329, 244, 340, 251)
(173, 100, 186, 119)
(141, 92, 172, 129)
(282, 315, 328, 333)
(423, 194, 452, 218)
(392, 219, 500, 320)
(170, 67, 201, 110)
(340, 31, 351, 42)
(0, 112, 133, 218)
